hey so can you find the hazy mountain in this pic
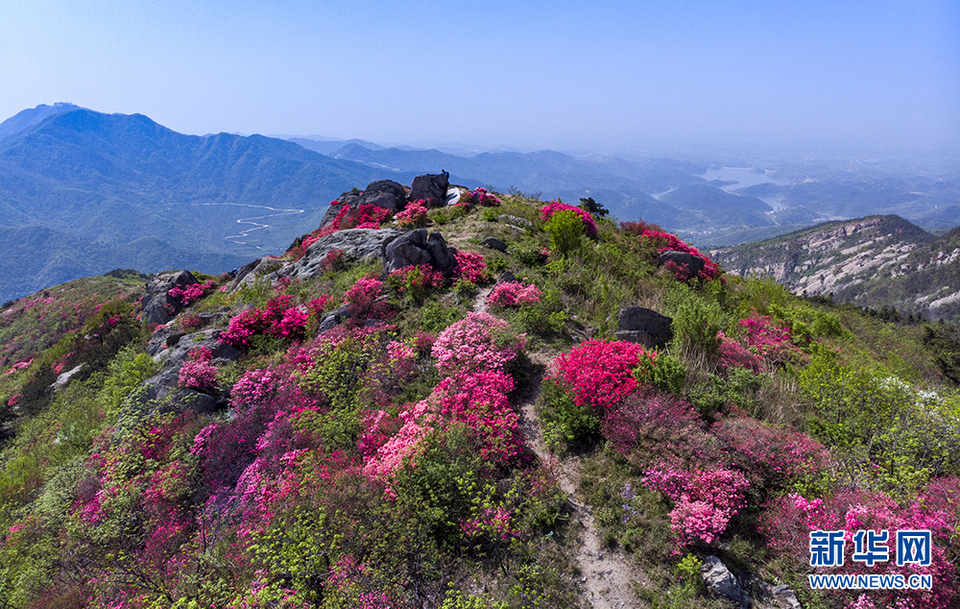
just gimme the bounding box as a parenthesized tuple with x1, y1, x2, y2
(0, 108, 412, 302)
(712, 215, 960, 322)
(0, 102, 84, 142)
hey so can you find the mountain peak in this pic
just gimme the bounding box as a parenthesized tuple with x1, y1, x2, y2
(0, 102, 86, 142)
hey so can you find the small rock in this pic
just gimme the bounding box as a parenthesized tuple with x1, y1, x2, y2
(481, 237, 508, 252)
(49, 364, 84, 393)
(498, 214, 533, 228)
(700, 556, 746, 605)
(409, 172, 450, 207)
(657, 250, 706, 277)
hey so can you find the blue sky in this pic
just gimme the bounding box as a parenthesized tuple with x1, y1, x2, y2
(1, 0, 958, 156)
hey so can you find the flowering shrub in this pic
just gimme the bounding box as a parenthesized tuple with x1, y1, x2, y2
(717, 330, 764, 372)
(364, 400, 436, 482)
(540, 201, 598, 238)
(639, 229, 721, 281)
(603, 391, 711, 466)
(549, 340, 652, 413)
(395, 199, 429, 228)
(472, 187, 501, 207)
(388, 265, 445, 303)
(432, 312, 524, 376)
(740, 314, 805, 366)
(712, 416, 830, 494)
(342, 275, 392, 323)
(643, 463, 749, 547)
(219, 296, 309, 349)
(434, 370, 523, 464)
(168, 279, 217, 306)
(760, 484, 959, 609)
(486, 281, 543, 307)
(454, 250, 490, 284)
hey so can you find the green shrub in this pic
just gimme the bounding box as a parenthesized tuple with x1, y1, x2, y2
(537, 378, 600, 451)
(543, 209, 585, 256)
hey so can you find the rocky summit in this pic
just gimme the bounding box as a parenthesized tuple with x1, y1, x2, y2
(0, 181, 959, 609)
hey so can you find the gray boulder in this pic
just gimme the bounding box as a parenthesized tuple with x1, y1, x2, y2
(274, 228, 404, 282)
(615, 306, 673, 347)
(320, 180, 408, 230)
(409, 172, 450, 207)
(141, 270, 199, 325)
(700, 556, 747, 606)
(383, 229, 458, 275)
(48, 364, 84, 393)
(230, 257, 285, 291)
(143, 330, 241, 404)
(658, 250, 705, 277)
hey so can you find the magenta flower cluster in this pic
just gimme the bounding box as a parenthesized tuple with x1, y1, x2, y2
(431, 311, 525, 376)
(395, 199, 429, 228)
(539, 201, 598, 238)
(549, 340, 653, 413)
(486, 280, 543, 307)
(178, 346, 218, 392)
(167, 279, 217, 306)
(471, 187, 501, 207)
(454, 250, 490, 284)
(219, 295, 309, 348)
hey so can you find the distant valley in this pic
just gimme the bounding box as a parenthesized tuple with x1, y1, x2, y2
(0, 103, 958, 304)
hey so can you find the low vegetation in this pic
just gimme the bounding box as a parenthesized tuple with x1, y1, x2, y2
(0, 189, 958, 609)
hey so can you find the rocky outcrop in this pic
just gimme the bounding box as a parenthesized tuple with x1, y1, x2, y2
(383, 229, 458, 274)
(142, 329, 240, 410)
(409, 172, 450, 207)
(658, 250, 705, 276)
(320, 180, 409, 229)
(274, 228, 405, 282)
(700, 556, 747, 606)
(48, 364, 84, 393)
(230, 257, 286, 290)
(141, 270, 198, 325)
(615, 306, 673, 347)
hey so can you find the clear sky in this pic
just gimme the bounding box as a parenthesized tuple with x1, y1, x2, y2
(1, 0, 958, 156)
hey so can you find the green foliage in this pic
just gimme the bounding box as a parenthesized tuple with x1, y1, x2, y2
(481, 207, 500, 222)
(687, 366, 768, 418)
(635, 351, 687, 395)
(668, 284, 729, 353)
(537, 378, 600, 451)
(800, 349, 960, 493)
(101, 343, 160, 422)
(543, 209, 585, 256)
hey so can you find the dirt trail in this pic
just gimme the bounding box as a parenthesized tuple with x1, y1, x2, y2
(514, 362, 648, 609)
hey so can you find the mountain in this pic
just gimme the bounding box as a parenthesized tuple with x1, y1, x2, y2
(1, 189, 959, 608)
(0, 102, 84, 142)
(712, 214, 960, 321)
(0, 107, 411, 303)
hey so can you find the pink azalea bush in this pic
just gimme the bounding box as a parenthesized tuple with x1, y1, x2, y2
(486, 281, 543, 307)
(717, 330, 764, 372)
(643, 463, 750, 547)
(178, 346, 218, 392)
(168, 279, 217, 306)
(471, 187, 501, 207)
(539, 201, 598, 238)
(395, 199, 429, 228)
(740, 314, 805, 365)
(342, 275, 392, 323)
(219, 295, 309, 349)
(639, 229, 722, 281)
(432, 311, 524, 376)
(549, 340, 653, 413)
(454, 250, 490, 284)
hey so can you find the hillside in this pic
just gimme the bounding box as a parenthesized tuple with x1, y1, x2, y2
(1, 186, 959, 609)
(0, 105, 405, 303)
(711, 215, 960, 322)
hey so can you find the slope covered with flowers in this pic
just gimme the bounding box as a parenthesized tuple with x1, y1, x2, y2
(0, 188, 958, 609)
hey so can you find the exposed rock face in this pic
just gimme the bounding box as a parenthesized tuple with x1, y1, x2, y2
(274, 228, 404, 282)
(230, 257, 286, 290)
(700, 556, 747, 606)
(320, 180, 409, 229)
(658, 250, 705, 276)
(143, 330, 240, 408)
(383, 229, 458, 274)
(141, 270, 198, 325)
(409, 172, 450, 207)
(615, 306, 673, 347)
(498, 214, 532, 230)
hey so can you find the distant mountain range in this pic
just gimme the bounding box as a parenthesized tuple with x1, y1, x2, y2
(1, 103, 957, 304)
(712, 215, 960, 322)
